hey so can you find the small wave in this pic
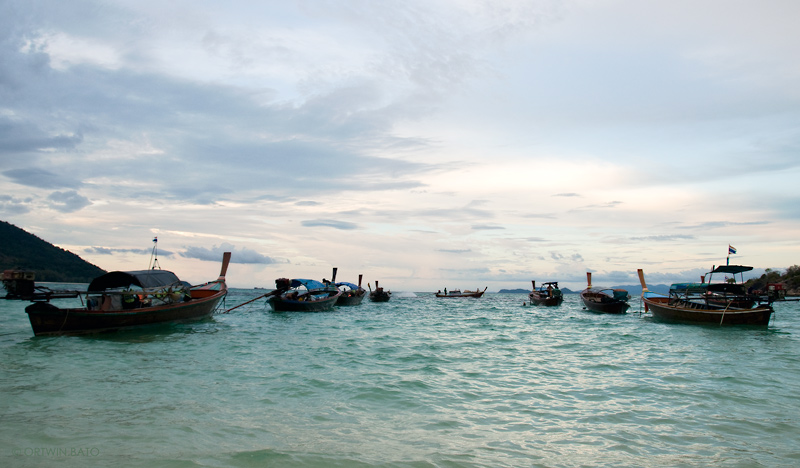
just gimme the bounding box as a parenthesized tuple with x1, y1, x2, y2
(394, 291, 417, 298)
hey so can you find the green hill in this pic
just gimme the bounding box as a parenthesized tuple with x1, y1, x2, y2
(744, 266, 800, 296)
(0, 220, 106, 282)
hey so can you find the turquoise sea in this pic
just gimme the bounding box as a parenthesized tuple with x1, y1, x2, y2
(2, 287, 799, 467)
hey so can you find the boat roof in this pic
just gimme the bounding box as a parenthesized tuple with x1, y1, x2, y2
(669, 282, 708, 292)
(88, 270, 182, 292)
(290, 278, 328, 290)
(335, 282, 361, 290)
(708, 265, 753, 274)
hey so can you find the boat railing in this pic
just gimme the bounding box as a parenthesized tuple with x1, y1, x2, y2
(668, 282, 771, 310)
(668, 284, 708, 305)
(85, 282, 193, 310)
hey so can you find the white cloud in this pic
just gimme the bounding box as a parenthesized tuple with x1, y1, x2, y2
(1, 0, 799, 290)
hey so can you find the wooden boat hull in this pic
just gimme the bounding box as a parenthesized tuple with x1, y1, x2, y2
(25, 290, 225, 336)
(529, 294, 562, 306)
(369, 291, 391, 302)
(269, 294, 340, 311)
(643, 296, 773, 325)
(336, 291, 366, 306)
(435, 293, 485, 298)
(435, 287, 487, 298)
(580, 291, 630, 314)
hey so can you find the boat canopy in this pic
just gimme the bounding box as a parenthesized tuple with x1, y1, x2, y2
(290, 279, 328, 290)
(88, 270, 182, 292)
(708, 265, 753, 275)
(670, 282, 708, 293)
(336, 282, 361, 290)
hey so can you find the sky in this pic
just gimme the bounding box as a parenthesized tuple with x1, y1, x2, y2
(2, 0, 799, 291)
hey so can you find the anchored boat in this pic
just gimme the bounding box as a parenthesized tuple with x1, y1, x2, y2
(434, 287, 487, 298)
(331, 268, 366, 306)
(579, 272, 630, 314)
(529, 281, 563, 306)
(268, 278, 341, 312)
(368, 281, 391, 302)
(638, 268, 773, 326)
(24, 252, 231, 336)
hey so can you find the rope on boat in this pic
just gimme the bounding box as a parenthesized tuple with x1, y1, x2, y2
(222, 291, 278, 314)
(720, 300, 732, 325)
(58, 308, 70, 334)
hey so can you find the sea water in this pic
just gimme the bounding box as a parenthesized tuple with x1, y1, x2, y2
(1, 288, 799, 467)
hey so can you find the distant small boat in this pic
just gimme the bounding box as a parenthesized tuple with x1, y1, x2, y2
(529, 281, 563, 306)
(580, 272, 630, 314)
(332, 268, 366, 306)
(3, 269, 79, 301)
(24, 253, 231, 336)
(435, 287, 487, 298)
(638, 268, 773, 326)
(268, 278, 341, 312)
(368, 281, 391, 302)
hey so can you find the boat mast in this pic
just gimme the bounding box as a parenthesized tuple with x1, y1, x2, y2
(149, 237, 161, 270)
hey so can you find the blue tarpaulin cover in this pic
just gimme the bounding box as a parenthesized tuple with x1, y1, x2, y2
(290, 279, 328, 290)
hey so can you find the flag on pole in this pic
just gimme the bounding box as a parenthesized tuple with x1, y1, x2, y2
(153, 237, 158, 243)
(728, 245, 737, 255)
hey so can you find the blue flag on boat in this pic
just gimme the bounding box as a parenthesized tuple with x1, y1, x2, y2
(728, 245, 737, 255)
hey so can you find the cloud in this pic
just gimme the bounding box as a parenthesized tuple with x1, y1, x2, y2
(84, 246, 170, 256)
(301, 219, 359, 230)
(1, 1, 799, 291)
(522, 237, 547, 242)
(569, 201, 623, 212)
(4, 168, 80, 190)
(46, 190, 91, 212)
(677, 221, 770, 230)
(0, 195, 33, 215)
(0, 117, 83, 154)
(629, 235, 695, 242)
(181, 243, 282, 265)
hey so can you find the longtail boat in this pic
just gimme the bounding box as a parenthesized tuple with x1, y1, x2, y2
(368, 281, 391, 302)
(638, 268, 773, 326)
(268, 278, 341, 312)
(3, 270, 80, 301)
(24, 252, 231, 336)
(331, 268, 366, 306)
(434, 287, 487, 298)
(579, 272, 630, 314)
(529, 281, 563, 306)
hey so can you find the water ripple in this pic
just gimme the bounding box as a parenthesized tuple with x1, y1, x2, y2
(1, 293, 799, 466)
